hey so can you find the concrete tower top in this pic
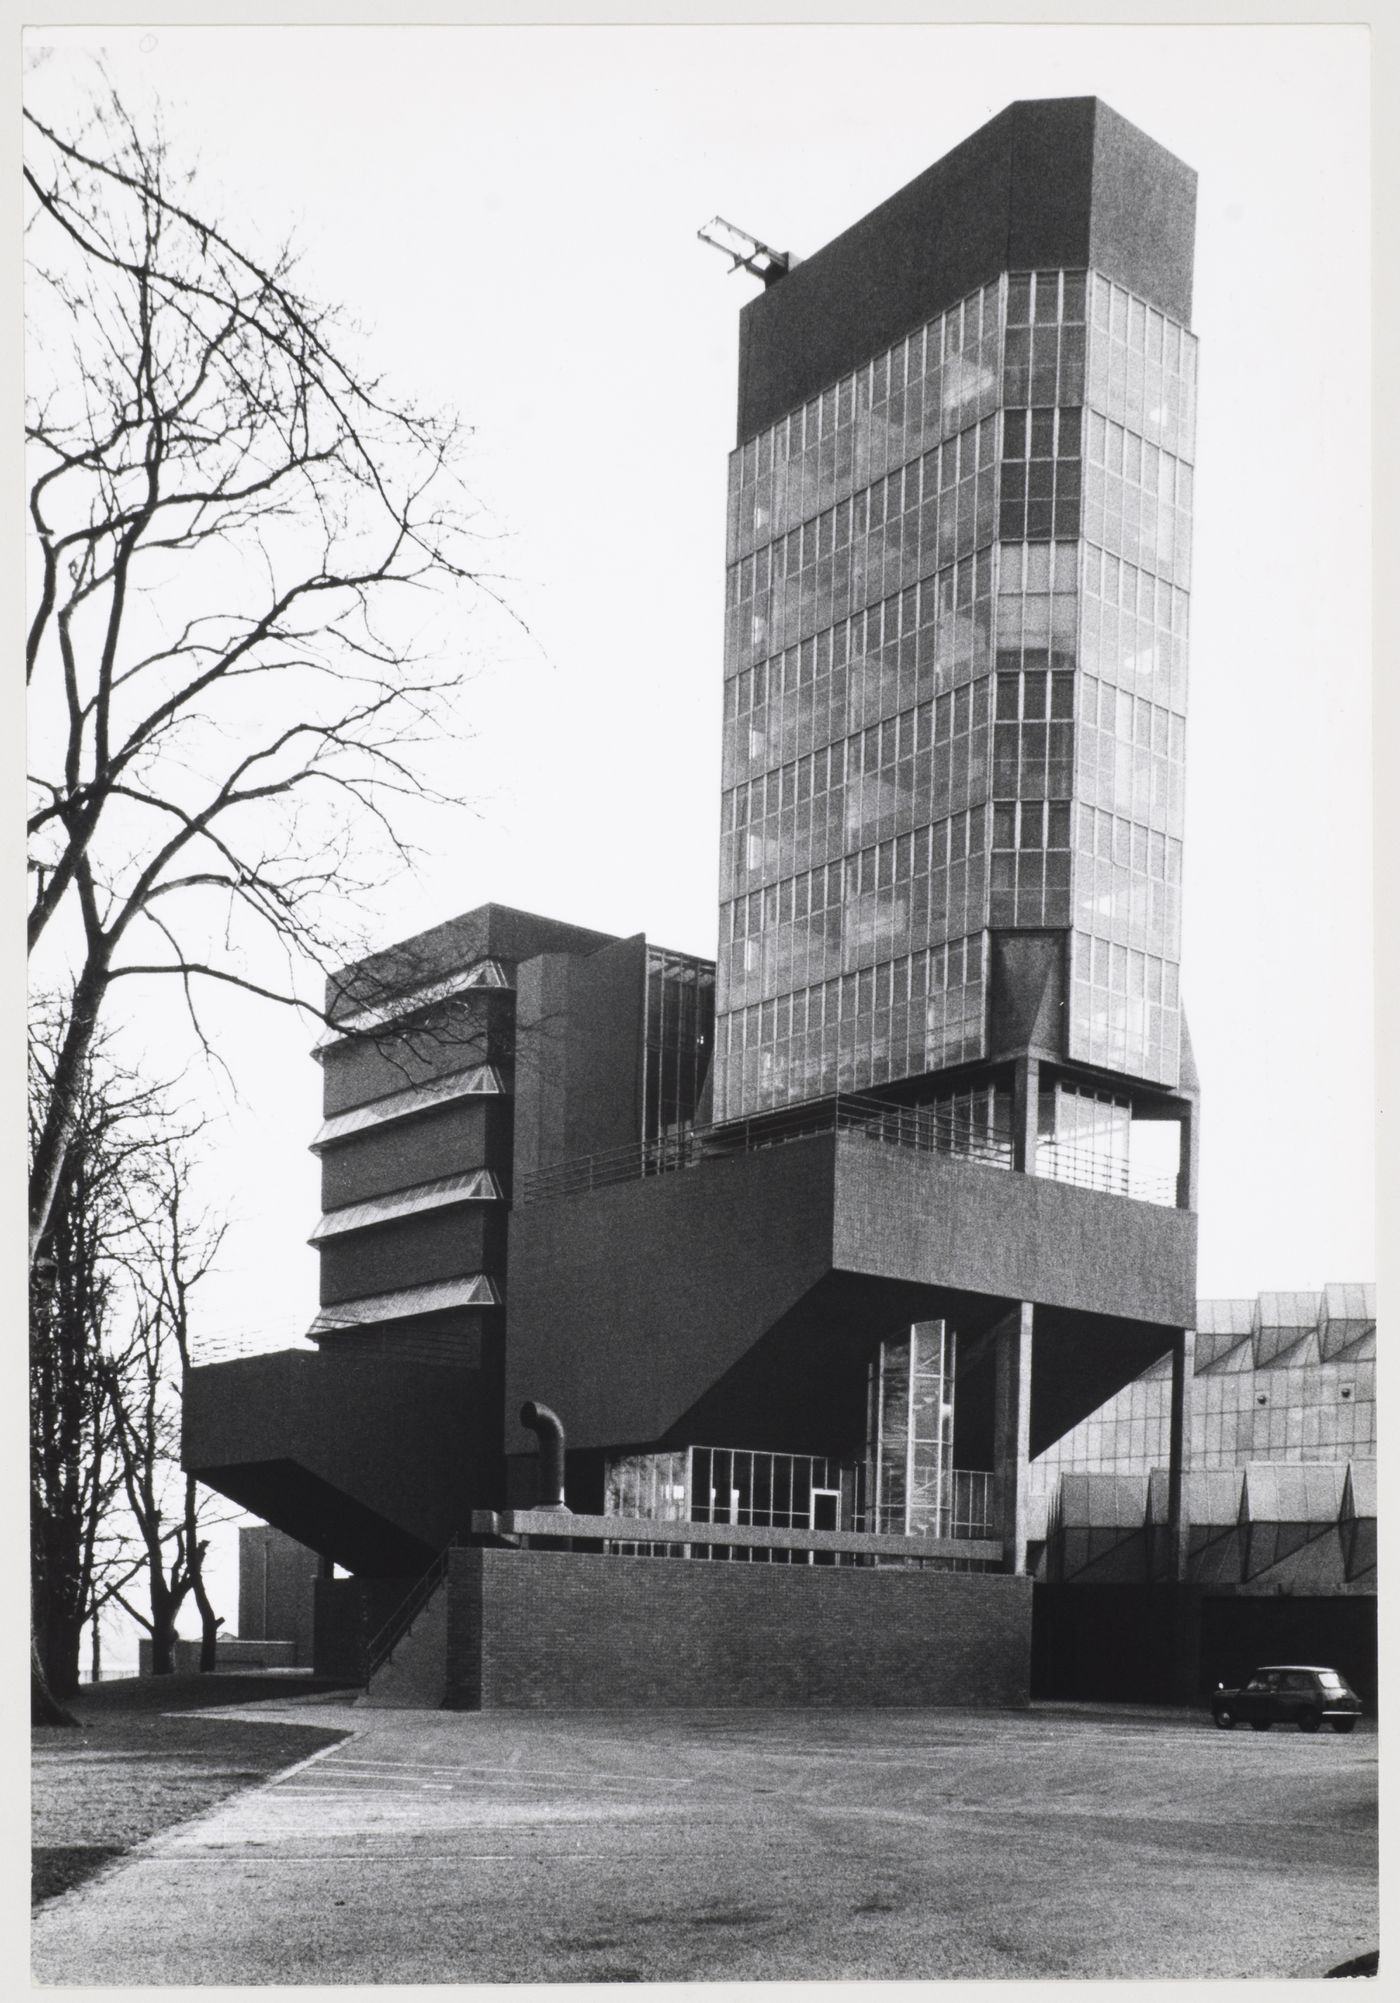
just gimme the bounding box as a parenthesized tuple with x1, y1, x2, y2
(736, 97, 1197, 442)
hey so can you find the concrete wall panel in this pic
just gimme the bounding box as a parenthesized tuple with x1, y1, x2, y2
(832, 1138, 1197, 1327)
(505, 1139, 839, 1454)
(1088, 101, 1197, 335)
(514, 934, 648, 1177)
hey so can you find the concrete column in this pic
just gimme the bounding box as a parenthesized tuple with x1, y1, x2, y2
(1165, 1326, 1196, 1582)
(1010, 1055, 1040, 1175)
(1175, 1099, 1200, 1211)
(993, 1302, 1033, 1574)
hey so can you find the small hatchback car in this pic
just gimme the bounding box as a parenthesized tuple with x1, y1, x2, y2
(1211, 1664, 1363, 1733)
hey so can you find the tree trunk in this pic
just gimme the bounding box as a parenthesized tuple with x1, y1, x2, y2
(148, 1575, 178, 1675)
(90, 1614, 102, 1686)
(31, 1632, 77, 1727)
(28, 962, 108, 1271)
(149, 1621, 177, 1675)
(185, 1477, 221, 1672)
(39, 1604, 86, 1701)
(199, 1606, 220, 1674)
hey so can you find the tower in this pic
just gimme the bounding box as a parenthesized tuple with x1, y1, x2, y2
(713, 98, 1198, 1220)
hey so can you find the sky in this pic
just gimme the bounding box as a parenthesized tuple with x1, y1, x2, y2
(22, 22, 1373, 1653)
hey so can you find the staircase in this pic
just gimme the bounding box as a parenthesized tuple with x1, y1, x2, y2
(357, 1549, 452, 1709)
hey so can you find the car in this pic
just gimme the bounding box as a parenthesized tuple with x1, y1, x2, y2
(1211, 1664, 1363, 1733)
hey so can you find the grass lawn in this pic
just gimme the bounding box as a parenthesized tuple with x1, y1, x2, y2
(32, 1673, 352, 1907)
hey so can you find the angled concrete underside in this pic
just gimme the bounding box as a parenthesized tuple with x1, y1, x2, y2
(505, 1131, 1196, 1461)
(184, 1350, 481, 1574)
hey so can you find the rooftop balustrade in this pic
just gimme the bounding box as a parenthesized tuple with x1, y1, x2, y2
(518, 1092, 1015, 1205)
(471, 1507, 1004, 1567)
(1034, 1137, 1178, 1207)
(518, 1092, 1182, 1207)
(186, 1325, 318, 1368)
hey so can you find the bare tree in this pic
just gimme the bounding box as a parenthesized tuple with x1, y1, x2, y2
(110, 1147, 229, 1674)
(29, 1008, 160, 1708)
(25, 86, 496, 1267)
(30, 1186, 133, 1704)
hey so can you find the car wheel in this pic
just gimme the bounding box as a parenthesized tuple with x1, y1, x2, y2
(1298, 1711, 1322, 1734)
(1249, 1720, 1271, 1731)
(1214, 1708, 1235, 1730)
(1331, 1718, 1356, 1734)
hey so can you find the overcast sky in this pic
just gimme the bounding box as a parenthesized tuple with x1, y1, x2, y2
(24, 22, 1371, 1640)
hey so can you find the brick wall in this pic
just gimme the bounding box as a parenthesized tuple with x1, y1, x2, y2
(319, 1100, 508, 1208)
(318, 1204, 502, 1306)
(444, 1547, 1031, 1710)
(319, 996, 508, 1114)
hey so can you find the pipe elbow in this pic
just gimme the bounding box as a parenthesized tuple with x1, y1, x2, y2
(519, 1399, 564, 1443)
(519, 1400, 568, 1511)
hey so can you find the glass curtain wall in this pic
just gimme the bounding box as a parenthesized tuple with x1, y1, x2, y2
(642, 947, 715, 1153)
(717, 279, 1001, 1120)
(1070, 275, 1195, 1083)
(716, 266, 1196, 1121)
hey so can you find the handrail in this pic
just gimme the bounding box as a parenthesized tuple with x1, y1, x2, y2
(186, 1329, 317, 1367)
(519, 1093, 1014, 1205)
(365, 1543, 454, 1680)
(1035, 1138, 1177, 1206)
(472, 1508, 1003, 1562)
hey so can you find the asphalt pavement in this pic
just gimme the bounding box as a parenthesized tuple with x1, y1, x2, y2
(31, 1698, 1377, 1983)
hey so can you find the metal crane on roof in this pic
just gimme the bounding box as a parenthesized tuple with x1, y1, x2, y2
(696, 216, 798, 288)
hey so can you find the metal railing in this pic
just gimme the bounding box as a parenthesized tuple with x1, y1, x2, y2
(519, 1094, 1014, 1205)
(472, 1508, 1003, 1567)
(854, 1467, 1002, 1541)
(365, 1544, 454, 1681)
(519, 1130, 703, 1202)
(186, 1327, 317, 1368)
(1035, 1139, 1178, 1207)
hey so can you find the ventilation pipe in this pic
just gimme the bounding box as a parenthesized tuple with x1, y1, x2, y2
(519, 1401, 569, 1512)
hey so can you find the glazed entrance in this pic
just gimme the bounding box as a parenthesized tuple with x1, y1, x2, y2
(601, 1318, 999, 1562)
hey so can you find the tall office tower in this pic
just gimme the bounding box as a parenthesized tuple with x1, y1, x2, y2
(714, 99, 1197, 1203)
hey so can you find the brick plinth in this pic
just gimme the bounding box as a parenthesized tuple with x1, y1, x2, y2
(444, 1546, 1031, 1710)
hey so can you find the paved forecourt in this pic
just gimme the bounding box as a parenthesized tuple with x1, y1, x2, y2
(32, 1700, 1377, 1983)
